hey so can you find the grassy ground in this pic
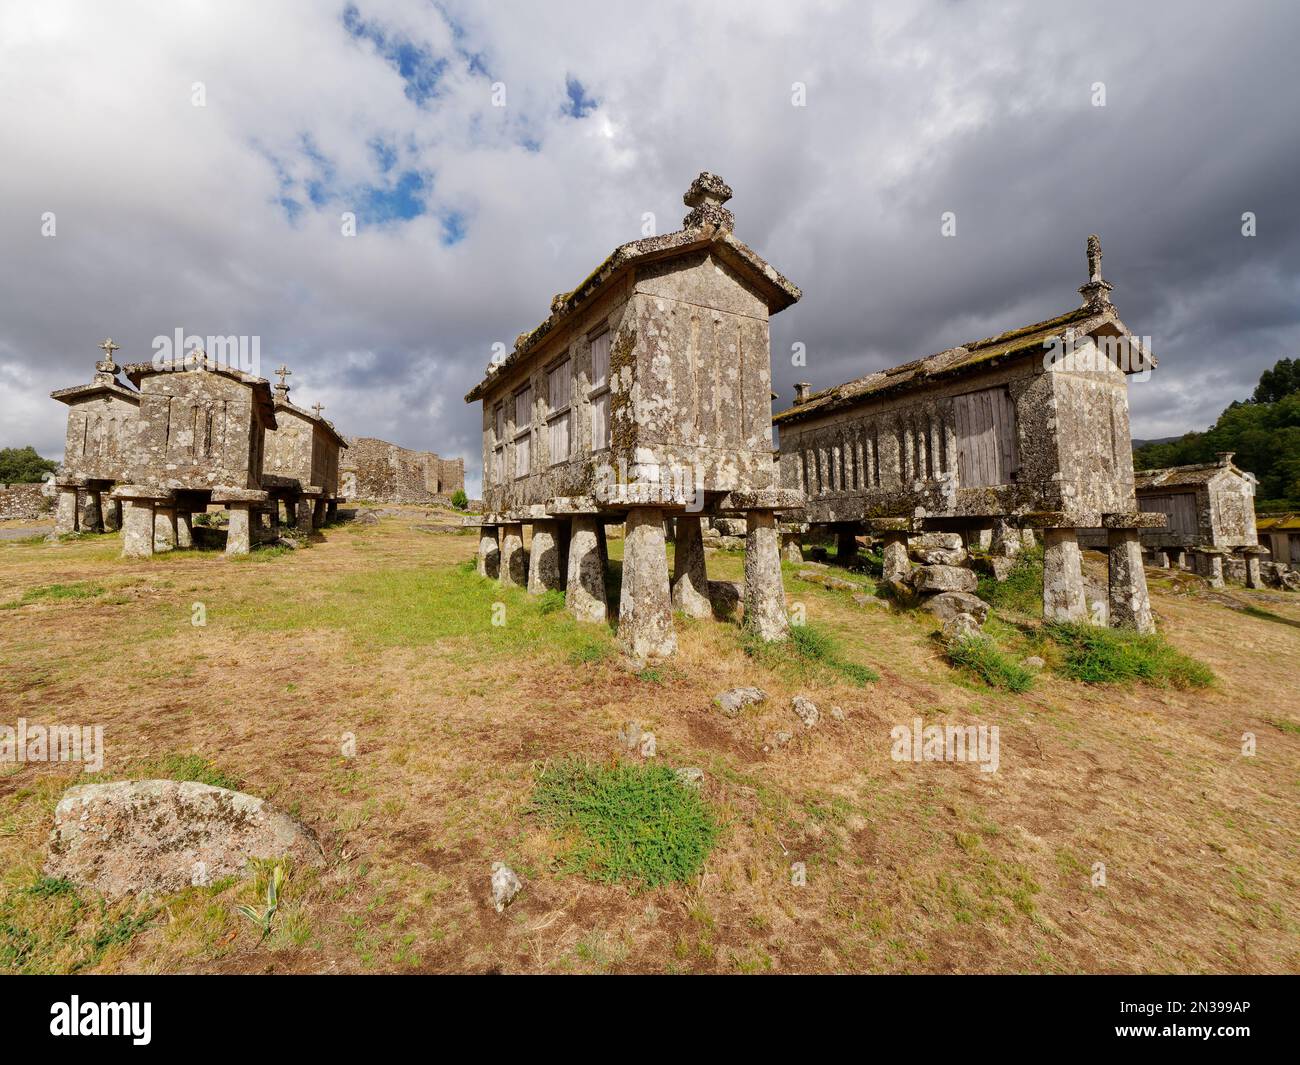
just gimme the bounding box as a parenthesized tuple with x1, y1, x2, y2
(0, 512, 1297, 973)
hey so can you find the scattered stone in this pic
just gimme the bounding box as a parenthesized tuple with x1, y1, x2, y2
(715, 686, 767, 716)
(912, 564, 978, 594)
(923, 590, 990, 624)
(830, 706, 845, 722)
(942, 612, 981, 642)
(638, 732, 657, 758)
(1024, 656, 1046, 670)
(792, 694, 820, 727)
(355, 509, 380, 525)
(797, 569, 858, 591)
(44, 780, 323, 900)
(490, 861, 522, 913)
(852, 592, 891, 610)
(674, 767, 704, 789)
(772, 730, 793, 747)
(912, 532, 963, 551)
(809, 546, 829, 562)
(910, 546, 968, 566)
(618, 720, 643, 751)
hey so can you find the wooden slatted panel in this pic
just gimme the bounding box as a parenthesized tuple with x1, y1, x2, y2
(954, 387, 1018, 487)
(1140, 492, 1199, 538)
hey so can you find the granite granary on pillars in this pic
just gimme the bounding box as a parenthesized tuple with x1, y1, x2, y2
(1132, 453, 1265, 587)
(112, 354, 277, 558)
(48, 340, 140, 535)
(465, 172, 803, 658)
(261, 366, 349, 534)
(773, 236, 1164, 633)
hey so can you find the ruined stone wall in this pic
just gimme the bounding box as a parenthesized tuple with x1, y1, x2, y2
(0, 482, 53, 520)
(341, 437, 463, 503)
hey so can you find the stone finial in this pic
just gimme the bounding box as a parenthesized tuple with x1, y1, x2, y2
(94, 337, 120, 381)
(682, 171, 735, 231)
(1078, 233, 1113, 310)
(273, 364, 292, 398)
(312, 402, 325, 418)
(1217, 451, 1235, 467)
(793, 382, 812, 405)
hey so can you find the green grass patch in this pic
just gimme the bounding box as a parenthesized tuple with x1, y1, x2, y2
(975, 547, 1043, 615)
(1046, 623, 1214, 688)
(739, 621, 879, 686)
(1, 581, 105, 609)
(529, 759, 718, 889)
(945, 634, 1035, 693)
(0, 875, 155, 974)
(84, 753, 243, 791)
(1265, 717, 1300, 736)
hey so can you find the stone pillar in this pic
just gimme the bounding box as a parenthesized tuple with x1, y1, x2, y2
(1245, 553, 1264, 589)
(313, 498, 327, 529)
(1107, 528, 1155, 634)
(566, 516, 607, 623)
(1153, 550, 1170, 568)
(597, 523, 609, 573)
(671, 514, 711, 618)
(175, 511, 194, 549)
(296, 497, 313, 534)
(100, 495, 121, 532)
(476, 526, 500, 579)
(743, 510, 789, 642)
(618, 507, 677, 659)
(881, 532, 911, 587)
(780, 532, 803, 564)
(153, 507, 177, 552)
(80, 489, 103, 533)
(1173, 549, 1188, 570)
(55, 487, 79, 534)
(121, 499, 154, 558)
(279, 499, 291, 525)
(327, 499, 338, 522)
(992, 519, 1021, 558)
(498, 523, 526, 588)
(225, 504, 252, 556)
(836, 526, 859, 566)
(1203, 552, 1225, 589)
(527, 520, 564, 595)
(969, 526, 993, 551)
(1021, 528, 1037, 550)
(1042, 528, 1089, 623)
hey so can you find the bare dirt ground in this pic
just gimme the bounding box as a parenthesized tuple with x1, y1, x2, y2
(1, 511, 1297, 973)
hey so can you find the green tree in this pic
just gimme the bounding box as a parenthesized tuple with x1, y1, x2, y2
(1252, 357, 1300, 404)
(450, 488, 469, 510)
(0, 446, 58, 483)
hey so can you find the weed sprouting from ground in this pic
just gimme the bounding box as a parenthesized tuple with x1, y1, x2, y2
(529, 759, 718, 889)
(538, 589, 566, 614)
(740, 622, 879, 686)
(945, 634, 1035, 693)
(1046, 623, 1214, 688)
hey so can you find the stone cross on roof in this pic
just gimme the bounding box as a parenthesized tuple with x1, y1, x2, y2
(682, 171, 735, 231)
(275, 365, 292, 387)
(94, 337, 120, 379)
(311, 402, 324, 417)
(98, 337, 120, 360)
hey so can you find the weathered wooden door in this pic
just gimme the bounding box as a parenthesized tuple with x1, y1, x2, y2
(953, 387, 1019, 487)
(1139, 492, 1199, 538)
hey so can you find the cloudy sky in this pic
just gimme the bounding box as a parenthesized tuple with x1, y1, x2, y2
(3, 0, 1298, 495)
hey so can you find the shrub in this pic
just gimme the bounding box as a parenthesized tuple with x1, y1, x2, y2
(450, 489, 469, 510)
(1046, 623, 1214, 688)
(529, 759, 718, 888)
(975, 546, 1044, 616)
(946, 634, 1035, 693)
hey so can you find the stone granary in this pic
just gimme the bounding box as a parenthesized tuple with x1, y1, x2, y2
(1134, 453, 1265, 588)
(464, 173, 803, 658)
(773, 236, 1164, 633)
(49, 339, 140, 534)
(112, 354, 277, 558)
(1257, 513, 1300, 570)
(261, 366, 348, 531)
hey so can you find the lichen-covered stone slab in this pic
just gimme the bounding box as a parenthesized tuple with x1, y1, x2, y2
(45, 780, 324, 899)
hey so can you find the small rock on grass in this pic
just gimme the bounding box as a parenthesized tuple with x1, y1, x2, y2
(491, 862, 521, 913)
(715, 686, 767, 716)
(792, 695, 820, 727)
(674, 767, 704, 789)
(1024, 655, 1046, 670)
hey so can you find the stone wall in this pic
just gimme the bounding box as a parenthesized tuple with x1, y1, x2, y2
(0, 482, 54, 520)
(340, 437, 465, 503)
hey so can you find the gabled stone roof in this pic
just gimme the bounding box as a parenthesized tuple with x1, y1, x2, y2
(465, 172, 801, 403)
(122, 358, 278, 427)
(50, 378, 140, 405)
(273, 395, 349, 449)
(1257, 513, 1300, 531)
(1135, 460, 1248, 490)
(773, 236, 1154, 427)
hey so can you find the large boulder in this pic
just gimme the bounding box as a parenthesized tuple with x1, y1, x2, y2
(910, 545, 968, 566)
(923, 590, 991, 624)
(913, 564, 978, 594)
(911, 532, 963, 551)
(45, 780, 324, 899)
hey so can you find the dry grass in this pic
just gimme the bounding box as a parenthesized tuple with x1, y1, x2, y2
(0, 511, 1297, 973)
